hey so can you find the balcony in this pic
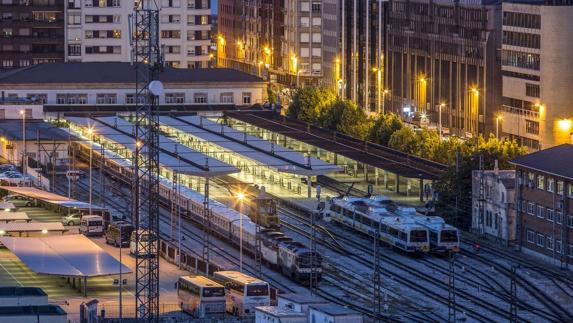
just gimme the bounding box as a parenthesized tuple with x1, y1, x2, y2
(500, 104, 539, 120)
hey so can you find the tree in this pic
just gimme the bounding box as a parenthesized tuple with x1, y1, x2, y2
(388, 127, 420, 155)
(321, 100, 373, 140)
(368, 113, 404, 146)
(287, 86, 337, 124)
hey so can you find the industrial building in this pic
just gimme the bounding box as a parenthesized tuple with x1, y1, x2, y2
(499, 0, 573, 149)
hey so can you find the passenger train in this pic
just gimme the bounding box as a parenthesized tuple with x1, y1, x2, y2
(326, 196, 430, 253)
(73, 142, 321, 285)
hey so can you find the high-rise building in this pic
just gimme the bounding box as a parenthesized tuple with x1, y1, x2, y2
(499, 0, 573, 150)
(66, 0, 212, 68)
(218, 0, 339, 89)
(381, 0, 503, 137)
(0, 0, 65, 69)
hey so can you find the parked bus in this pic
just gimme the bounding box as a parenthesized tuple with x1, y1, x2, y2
(177, 275, 226, 318)
(79, 215, 104, 237)
(213, 271, 270, 316)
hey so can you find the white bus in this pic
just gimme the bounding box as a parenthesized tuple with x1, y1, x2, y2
(177, 275, 226, 318)
(213, 271, 270, 316)
(79, 215, 104, 237)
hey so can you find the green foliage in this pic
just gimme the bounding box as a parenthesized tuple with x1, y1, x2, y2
(287, 86, 337, 123)
(322, 100, 373, 140)
(267, 86, 277, 104)
(368, 113, 404, 146)
(388, 127, 419, 155)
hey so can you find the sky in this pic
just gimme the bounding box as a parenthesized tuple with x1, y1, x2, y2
(211, 0, 217, 14)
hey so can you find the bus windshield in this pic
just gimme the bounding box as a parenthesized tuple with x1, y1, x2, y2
(410, 230, 428, 242)
(202, 287, 225, 298)
(441, 230, 459, 243)
(246, 284, 269, 297)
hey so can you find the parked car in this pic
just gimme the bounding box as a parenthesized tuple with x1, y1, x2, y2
(105, 221, 134, 247)
(0, 164, 17, 173)
(2, 195, 35, 207)
(0, 173, 32, 186)
(61, 213, 82, 226)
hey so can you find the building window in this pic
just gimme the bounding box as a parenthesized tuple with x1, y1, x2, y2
(556, 211, 563, 224)
(568, 184, 573, 198)
(526, 83, 540, 98)
(527, 202, 535, 215)
(526, 230, 535, 243)
(568, 245, 573, 258)
(220, 93, 233, 103)
(242, 92, 251, 105)
(125, 93, 145, 104)
(556, 240, 563, 253)
(200, 15, 208, 25)
(536, 175, 545, 190)
(193, 93, 207, 104)
(568, 215, 573, 228)
(536, 205, 544, 219)
(547, 237, 554, 251)
(502, 50, 540, 70)
(2, 60, 13, 68)
(536, 234, 545, 247)
(311, 2, 321, 13)
(161, 30, 180, 39)
(547, 178, 555, 193)
(557, 181, 564, 195)
(26, 94, 47, 104)
(525, 120, 539, 135)
(494, 214, 499, 230)
(96, 93, 117, 104)
(56, 93, 88, 104)
(547, 209, 554, 222)
(503, 11, 541, 29)
(68, 44, 81, 56)
(165, 93, 185, 104)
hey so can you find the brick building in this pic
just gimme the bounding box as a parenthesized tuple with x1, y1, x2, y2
(512, 144, 573, 269)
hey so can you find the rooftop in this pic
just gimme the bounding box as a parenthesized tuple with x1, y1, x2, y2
(511, 144, 573, 180)
(310, 303, 361, 316)
(255, 306, 307, 317)
(0, 62, 264, 85)
(0, 120, 72, 142)
(0, 305, 66, 316)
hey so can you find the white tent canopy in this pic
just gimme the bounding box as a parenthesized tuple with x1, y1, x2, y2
(0, 211, 30, 223)
(0, 235, 131, 277)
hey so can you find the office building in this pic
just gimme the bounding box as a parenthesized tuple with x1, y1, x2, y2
(0, 0, 65, 69)
(512, 144, 573, 268)
(66, 0, 212, 68)
(499, 0, 573, 150)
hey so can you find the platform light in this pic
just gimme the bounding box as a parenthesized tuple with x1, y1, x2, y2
(0, 230, 5, 235)
(4, 208, 10, 212)
(86, 127, 94, 135)
(558, 118, 572, 132)
(236, 192, 245, 201)
(41, 229, 48, 234)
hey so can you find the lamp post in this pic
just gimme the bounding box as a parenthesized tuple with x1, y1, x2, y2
(496, 116, 503, 140)
(439, 102, 445, 140)
(86, 127, 94, 214)
(19, 110, 26, 175)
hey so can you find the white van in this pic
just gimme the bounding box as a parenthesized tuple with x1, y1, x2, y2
(79, 215, 104, 236)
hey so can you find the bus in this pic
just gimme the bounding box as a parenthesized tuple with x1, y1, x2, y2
(177, 275, 226, 318)
(213, 271, 270, 316)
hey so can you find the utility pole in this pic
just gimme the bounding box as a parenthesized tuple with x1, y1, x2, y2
(448, 250, 457, 322)
(130, 0, 162, 320)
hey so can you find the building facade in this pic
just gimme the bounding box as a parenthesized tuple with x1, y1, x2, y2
(66, 0, 212, 68)
(500, 0, 573, 150)
(512, 144, 573, 269)
(383, 0, 503, 137)
(0, 62, 266, 111)
(218, 0, 339, 89)
(0, 0, 65, 69)
(472, 167, 516, 245)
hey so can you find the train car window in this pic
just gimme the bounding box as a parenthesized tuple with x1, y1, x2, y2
(399, 232, 408, 241)
(410, 230, 428, 242)
(430, 231, 438, 242)
(441, 230, 458, 243)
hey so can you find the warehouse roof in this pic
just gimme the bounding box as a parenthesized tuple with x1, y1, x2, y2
(0, 121, 71, 141)
(511, 144, 573, 180)
(0, 62, 263, 84)
(0, 287, 47, 297)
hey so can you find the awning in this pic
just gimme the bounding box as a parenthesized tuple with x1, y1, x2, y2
(0, 235, 132, 277)
(0, 211, 30, 222)
(0, 186, 105, 211)
(0, 222, 66, 234)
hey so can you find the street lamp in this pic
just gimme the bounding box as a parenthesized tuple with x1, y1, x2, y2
(439, 102, 445, 140)
(19, 110, 26, 175)
(496, 116, 503, 139)
(86, 126, 94, 214)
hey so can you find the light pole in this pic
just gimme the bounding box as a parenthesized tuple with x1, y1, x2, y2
(382, 89, 389, 115)
(439, 102, 445, 140)
(236, 191, 245, 272)
(496, 116, 503, 140)
(19, 110, 26, 175)
(86, 127, 94, 214)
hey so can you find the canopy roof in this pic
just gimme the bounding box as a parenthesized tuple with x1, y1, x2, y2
(0, 186, 105, 211)
(0, 211, 30, 222)
(0, 235, 131, 277)
(0, 222, 66, 233)
(160, 115, 341, 176)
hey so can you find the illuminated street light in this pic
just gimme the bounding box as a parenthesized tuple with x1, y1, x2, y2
(236, 191, 245, 201)
(41, 229, 48, 234)
(558, 118, 572, 132)
(496, 115, 503, 139)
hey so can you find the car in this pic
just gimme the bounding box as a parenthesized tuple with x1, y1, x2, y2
(0, 165, 17, 173)
(105, 221, 134, 247)
(61, 213, 82, 226)
(2, 195, 35, 207)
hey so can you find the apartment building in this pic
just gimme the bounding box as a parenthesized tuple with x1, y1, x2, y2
(66, 0, 211, 68)
(0, 0, 65, 69)
(218, 0, 339, 89)
(512, 144, 573, 269)
(499, 0, 573, 150)
(471, 166, 516, 245)
(383, 0, 503, 137)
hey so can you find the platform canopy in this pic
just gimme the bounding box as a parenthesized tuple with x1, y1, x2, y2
(0, 211, 31, 222)
(0, 186, 105, 211)
(0, 222, 66, 234)
(0, 235, 131, 277)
